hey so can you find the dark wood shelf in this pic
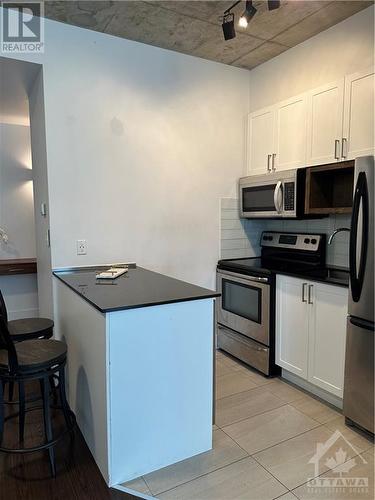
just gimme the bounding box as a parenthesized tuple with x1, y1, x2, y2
(305, 160, 354, 215)
(0, 258, 37, 276)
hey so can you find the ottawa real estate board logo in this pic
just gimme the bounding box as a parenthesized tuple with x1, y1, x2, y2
(1, 1, 44, 53)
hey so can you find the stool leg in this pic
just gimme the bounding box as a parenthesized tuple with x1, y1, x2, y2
(40, 377, 56, 477)
(8, 381, 14, 402)
(18, 381, 25, 443)
(0, 379, 4, 444)
(49, 374, 58, 406)
(58, 368, 73, 431)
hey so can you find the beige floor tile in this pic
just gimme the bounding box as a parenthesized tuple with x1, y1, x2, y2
(324, 416, 374, 453)
(266, 379, 308, 403)
(216, 358, 234, 377)
(158, 456, 288, 500)
(216, 351, 244, 371)
(293, 447, 374, 500)
(215, 385, 286, 427)
(237, 365, 275, 387)
(216, 370, 258, 400)
(290, 397, 340, 424)
(276, 493, 299, 500)
(121, 476, 151, 495)
(143, 429, 248, 495)
(254, 426, 333, 490)
(223, 405, 320, 455)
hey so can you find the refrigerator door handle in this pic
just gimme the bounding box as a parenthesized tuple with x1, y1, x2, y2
(349, 171, 369, 302)
(350, 316, 375, 332)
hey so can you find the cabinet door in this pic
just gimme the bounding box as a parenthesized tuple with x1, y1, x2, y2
(342, 67, 375, 160)
(308, 282, 348, 398)
(306, 80, 344, 166)
(276, 275, 309, 378)
(247, 107, 274, 175)
(274, 94, 308, 171)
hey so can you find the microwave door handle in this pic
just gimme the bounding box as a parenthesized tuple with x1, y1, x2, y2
(274, 181, 283, 213)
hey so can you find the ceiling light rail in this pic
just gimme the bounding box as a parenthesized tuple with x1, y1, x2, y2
(222, 0, 281, 41)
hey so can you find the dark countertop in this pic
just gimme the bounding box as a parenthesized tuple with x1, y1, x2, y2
(275, 266, 350, 288)
(53, 266, 220, 313)
(218, 258, 349, 288)
(0, 258, 37, 276)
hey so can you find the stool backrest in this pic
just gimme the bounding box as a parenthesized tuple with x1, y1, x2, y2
(0, 289, 8, 324)
(0, 314, 18, 374)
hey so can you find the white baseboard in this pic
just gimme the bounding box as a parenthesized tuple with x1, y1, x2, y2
(282, 369, 343, 410)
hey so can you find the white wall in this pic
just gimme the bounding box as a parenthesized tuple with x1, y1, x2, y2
(0, 122, 38, 319)
(2, 15, 250, 290)
(249, 6, 374, 111)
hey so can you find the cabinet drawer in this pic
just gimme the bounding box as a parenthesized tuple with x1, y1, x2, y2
(217, 325, 270, 375)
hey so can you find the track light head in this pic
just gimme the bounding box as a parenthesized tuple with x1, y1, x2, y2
(239, 1, 257, 28)
(268, 1, 281, 10)
(222, 12, 236, 40)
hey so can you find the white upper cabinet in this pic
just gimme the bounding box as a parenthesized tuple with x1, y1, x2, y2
(308, 282, 348, 398)
(306, 80, 345, 166)
(246, 66, 375, 175)
(274, 94, 308, 171)
(342, 67, 375, 160)
(247, 107, 275, 175)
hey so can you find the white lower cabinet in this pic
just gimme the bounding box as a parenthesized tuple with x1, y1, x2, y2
(276, 275, 348, 398)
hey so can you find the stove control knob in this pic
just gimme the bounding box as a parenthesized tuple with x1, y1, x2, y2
(304, 238, 310, 244)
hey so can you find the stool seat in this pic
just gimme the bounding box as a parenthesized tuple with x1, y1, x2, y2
(8, 318, 54, 342)
(0, 339, 66, 374)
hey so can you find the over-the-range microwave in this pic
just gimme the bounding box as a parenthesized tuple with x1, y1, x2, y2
(239, 168, 309, 219)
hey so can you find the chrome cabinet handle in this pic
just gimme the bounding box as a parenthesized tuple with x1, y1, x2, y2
(341, 138, 347, 159)
(334, 140, 340, 160)
(308, 284, 313, 304)
(302, 283, 308, 303)
(267, 154, 272, 172)
(272, 153, 276, 171)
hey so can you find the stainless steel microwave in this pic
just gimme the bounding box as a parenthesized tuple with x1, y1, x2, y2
(239, 168, 307, 218)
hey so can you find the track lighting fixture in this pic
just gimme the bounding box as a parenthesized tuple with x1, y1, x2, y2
(239, 1, 257, 29)
(222, 0, 281, 40)
(222, 12, 236, 40)
(268, 1, 281, 10)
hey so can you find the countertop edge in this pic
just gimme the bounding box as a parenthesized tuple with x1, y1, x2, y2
(53, 270, 220, 313)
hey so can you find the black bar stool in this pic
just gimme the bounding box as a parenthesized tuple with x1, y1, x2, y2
(0, 315, 75, 476)
(0, 289, 54, 401)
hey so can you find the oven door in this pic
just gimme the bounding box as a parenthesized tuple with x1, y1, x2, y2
(217, 270, 270, 346)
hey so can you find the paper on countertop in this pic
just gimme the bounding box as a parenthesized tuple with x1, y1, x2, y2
(96, 267, 128, 279)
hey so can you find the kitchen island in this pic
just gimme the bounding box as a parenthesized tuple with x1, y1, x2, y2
(53, 265, 219, 487)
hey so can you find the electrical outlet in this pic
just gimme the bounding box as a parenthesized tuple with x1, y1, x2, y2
(77, 239, 87, 255)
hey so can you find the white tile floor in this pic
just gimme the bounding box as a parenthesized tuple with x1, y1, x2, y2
(121, 350, 374, 500)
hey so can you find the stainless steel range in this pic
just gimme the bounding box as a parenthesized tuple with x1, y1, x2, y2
(216, 231, 326, 376)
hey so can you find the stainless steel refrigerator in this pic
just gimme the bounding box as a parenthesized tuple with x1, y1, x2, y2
(343, 155, 374, 435)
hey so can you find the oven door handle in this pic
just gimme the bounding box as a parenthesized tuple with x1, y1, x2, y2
(217, 270, 269, 284)
(274, 181, 283, 213)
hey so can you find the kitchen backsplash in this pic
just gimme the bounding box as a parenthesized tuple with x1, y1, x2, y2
(220, 198, 351, 268)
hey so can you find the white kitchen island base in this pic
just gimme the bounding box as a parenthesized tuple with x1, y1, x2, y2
(53, 274, 215, 487)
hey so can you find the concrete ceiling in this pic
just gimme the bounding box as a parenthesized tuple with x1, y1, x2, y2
(0, 57, 41, 126)
(43, 1, 373, 70)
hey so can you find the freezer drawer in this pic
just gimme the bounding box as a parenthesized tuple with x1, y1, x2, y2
(343, 316, 374, 434)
